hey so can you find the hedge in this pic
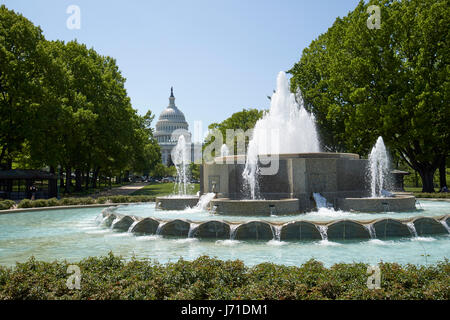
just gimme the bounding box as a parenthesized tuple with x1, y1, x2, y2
(0, 200, 15, 210)
(0, 254, 448, 300)
(0, 196, 156, 210)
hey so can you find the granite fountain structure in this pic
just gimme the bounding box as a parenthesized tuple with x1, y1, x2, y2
(157, 71, 416, 215)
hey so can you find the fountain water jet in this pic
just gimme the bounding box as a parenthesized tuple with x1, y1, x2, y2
(368, 137, 390, 198)
(156, 135, 200, 210)
(242, 71, 320, 199)
(220, 144, 229, 157)
(172, 135, 191, 196)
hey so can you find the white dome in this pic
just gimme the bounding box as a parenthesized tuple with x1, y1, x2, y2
(154, 88, 191, 144)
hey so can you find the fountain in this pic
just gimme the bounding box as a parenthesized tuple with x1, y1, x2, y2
(173, 135, 191, 196)
(368, 136, 390, 198)
(220, 144, 229, 157)
(155, 135, 200, 210)
(203, 72, 416, 214)
(242, 72, 320, 199)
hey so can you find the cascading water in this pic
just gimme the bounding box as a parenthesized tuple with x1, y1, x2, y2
(188, 223, 200, 238)
(127, 220, 139, 233)
(172, 135, 191, 196)
(242, 71, 320, 199)
(193, 193, 216, 211)
(440, 220, 450, 234)
(317, 225, 329, 240)
(272, 225, 282, 241)
(313, 193, 331, 209)
(406, 222, 418, 237)
(366, 224, 377, 239)
(156, 222, 165, 235)
(220, 144, 229, 157)
(368, 137, 390, 198)
(230, 224, 240, 240)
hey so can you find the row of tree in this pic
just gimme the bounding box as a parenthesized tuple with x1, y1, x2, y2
(289, 0, 449, 192)
(0, 6, 161, 192)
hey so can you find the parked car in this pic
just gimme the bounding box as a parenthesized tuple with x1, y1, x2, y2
(161, 177, 175, 183)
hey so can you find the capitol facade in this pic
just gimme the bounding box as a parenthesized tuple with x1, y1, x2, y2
(154, 88, 199, 166)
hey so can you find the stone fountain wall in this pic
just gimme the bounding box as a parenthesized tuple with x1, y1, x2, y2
(201, 153, 369, 212)
(101, 207, 450, 240)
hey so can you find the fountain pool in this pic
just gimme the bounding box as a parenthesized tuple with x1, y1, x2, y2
(0, 200, 448, 267)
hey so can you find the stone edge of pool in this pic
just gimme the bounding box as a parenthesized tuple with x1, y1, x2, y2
(101, 205, 450, 241)
(0, 197, 448, 215)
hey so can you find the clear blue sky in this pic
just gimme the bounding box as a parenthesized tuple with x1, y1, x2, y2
(1, 0, 360, 139)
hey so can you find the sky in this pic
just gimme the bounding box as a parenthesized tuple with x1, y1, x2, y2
(1, 0, 361, 140)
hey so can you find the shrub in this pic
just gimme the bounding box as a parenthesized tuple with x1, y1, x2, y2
(9, 195, 155, 210)
(0, 255, 448, 300)
(46, 198, 59, 207)
(0, 200, 15, 210)
(96, 197, 109, 204)
(17, 199, 33, 208)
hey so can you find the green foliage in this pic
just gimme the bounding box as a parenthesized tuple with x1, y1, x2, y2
(189, 163, 200, 180)
(13, 195, 156, 209)
(204, 108, 264, 156)
(0, 254, 448, 300)
(150, 163, 176, 179)
(289, 0, 450, 192)
(0, 200, 15, 210)
(0, 5, 161, 188)
(0, 5, 47, 168)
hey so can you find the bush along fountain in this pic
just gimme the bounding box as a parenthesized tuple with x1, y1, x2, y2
(201, 71, 416, 214)
(156, 135, 201, 210)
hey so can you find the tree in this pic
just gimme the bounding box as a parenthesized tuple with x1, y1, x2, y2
(0, 5, 162, 194)
(289, 0, 450, 192)
(204, 108, 264, 156)
(0, 5, 48, 169)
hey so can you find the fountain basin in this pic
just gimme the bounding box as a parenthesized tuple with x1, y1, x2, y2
(337, 195, 416, 212)
(156, 196, 199, 210)
(210, 198, 300, 216)
(100, 208, 450, 240)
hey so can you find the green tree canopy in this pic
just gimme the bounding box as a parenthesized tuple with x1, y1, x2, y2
(204, 108, 264, 157)
(289, 0, 450, 192)
(0, 5, 161, 193)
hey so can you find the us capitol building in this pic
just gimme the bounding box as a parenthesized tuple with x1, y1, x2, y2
(154, 88, 200, 166)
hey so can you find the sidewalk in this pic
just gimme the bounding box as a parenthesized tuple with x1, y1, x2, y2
(91, 182, 149, 198)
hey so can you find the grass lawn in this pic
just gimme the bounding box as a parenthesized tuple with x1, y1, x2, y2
(131, 182, 199, 197)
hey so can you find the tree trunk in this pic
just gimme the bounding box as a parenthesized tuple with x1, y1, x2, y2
(92, 167, 100, 189)
(438, 156, 447, 190)
(59, 167, 65, 190)
(75, 169, 82, 191)
(85, 170, 90, 190)
(49, 166, 57, 198)
(65, 168, 72, 193)
(417, 167, 436, 193)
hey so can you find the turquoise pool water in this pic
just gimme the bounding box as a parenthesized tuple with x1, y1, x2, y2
(0, 200, 449, 267)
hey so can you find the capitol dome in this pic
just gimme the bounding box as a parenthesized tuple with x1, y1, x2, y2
(154, 87, 192, 165)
